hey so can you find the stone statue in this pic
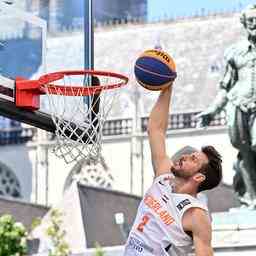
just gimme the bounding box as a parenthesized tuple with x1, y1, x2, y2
(197, 5, 256, 208)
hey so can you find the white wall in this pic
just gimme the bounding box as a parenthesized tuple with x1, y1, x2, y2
(30, 126, 237, 206)
(102, 126, 237, 198)
(139, 126, 236, 196)
(0, 126, 236, 206)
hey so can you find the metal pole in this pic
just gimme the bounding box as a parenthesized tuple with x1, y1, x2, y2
(84, 0, 94, 70)
(84, 0, 94, 116)
(45, 147, 49, 206)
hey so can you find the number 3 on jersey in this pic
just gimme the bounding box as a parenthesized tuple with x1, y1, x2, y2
(137, 215, 150, 232)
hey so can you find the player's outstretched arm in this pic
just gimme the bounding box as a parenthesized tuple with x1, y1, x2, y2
(147, 84, 174, 177)
(184, 208, 214, 256)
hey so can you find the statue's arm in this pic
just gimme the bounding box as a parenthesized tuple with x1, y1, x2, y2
(206, 88, 227, 114)
(207, 61, 235, 114)
(197, 59, 235, 126)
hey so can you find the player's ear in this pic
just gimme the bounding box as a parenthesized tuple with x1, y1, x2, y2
(193, 173, 205, 184)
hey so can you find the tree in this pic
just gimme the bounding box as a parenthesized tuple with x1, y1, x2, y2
(46, 209, 70, 256)
(0, 214, 27, 256)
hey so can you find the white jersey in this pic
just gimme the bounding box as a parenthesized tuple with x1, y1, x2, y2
(123, 173, 208, 256)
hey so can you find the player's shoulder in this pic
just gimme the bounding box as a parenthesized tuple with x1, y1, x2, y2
(186, 206, 209, 217)
(224, 40, 250, 61)
(183, 207, 211, 233)
(184, 206, 211, 226)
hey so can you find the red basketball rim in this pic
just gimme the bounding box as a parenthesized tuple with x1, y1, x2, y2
(37, 70, 129, 96)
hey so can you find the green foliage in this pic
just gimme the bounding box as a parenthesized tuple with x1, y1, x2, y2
(30, 217, 42, 231)
(0, 214, 27, 256)
(27, 217, 42, 240)
(94, 242, 105, 256)
(46, 209, 70, 256)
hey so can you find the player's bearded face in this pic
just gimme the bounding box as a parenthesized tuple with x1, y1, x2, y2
(171, 152, 208, 180)
(171, 158, 196, 179)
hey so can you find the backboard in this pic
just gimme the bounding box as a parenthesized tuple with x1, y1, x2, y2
(0, 1, 129, 163)
(0, 1, 55, 132)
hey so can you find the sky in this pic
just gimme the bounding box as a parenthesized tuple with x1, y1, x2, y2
(148, 0, 256, 20)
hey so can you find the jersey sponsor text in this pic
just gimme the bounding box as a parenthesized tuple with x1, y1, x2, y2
(144, 194, 174, 225)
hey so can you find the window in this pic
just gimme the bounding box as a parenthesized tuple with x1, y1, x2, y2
(0, 164, 21, 198)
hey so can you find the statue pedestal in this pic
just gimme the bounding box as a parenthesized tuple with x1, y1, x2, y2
(211, 209, 256, 251)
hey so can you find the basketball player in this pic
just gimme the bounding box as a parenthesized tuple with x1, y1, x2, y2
(123, 84, 222, 256)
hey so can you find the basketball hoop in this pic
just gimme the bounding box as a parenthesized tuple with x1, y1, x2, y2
(15, 70, 129, 163)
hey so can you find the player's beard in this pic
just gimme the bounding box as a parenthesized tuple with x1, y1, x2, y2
(171, 165, 193, 179)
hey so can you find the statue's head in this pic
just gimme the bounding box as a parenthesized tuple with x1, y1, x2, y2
(240, 4, 256, 39)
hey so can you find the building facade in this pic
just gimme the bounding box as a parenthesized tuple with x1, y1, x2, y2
(0, 10, 242, 207)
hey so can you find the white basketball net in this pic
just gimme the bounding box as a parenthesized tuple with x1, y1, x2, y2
(42, 72, 126, 164)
